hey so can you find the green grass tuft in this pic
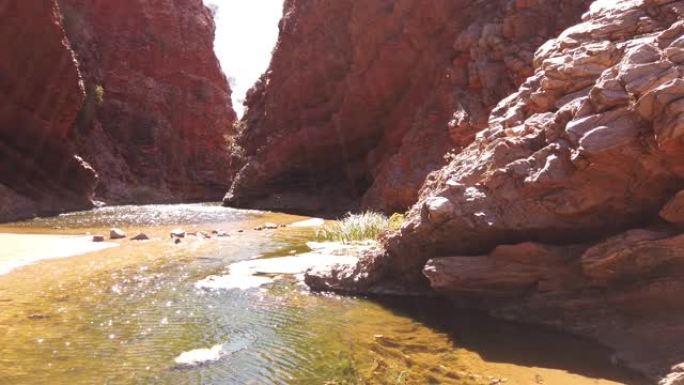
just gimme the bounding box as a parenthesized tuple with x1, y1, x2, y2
(315, 212, 404, 243)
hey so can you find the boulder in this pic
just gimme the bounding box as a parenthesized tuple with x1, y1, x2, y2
(661, 191, 684, 224)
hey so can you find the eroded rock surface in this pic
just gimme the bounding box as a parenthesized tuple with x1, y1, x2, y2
(0, 0, 236, 222)
(59, 0, 237, 203)
(226, 0, 591, 214)
(308, 0, 684, 380)
(0, 0, 96, 221)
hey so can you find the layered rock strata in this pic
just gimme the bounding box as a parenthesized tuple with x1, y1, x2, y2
(225, 0, 591, 215)
(307, 0, 684, 381)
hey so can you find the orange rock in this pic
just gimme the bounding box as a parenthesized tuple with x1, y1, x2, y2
(0, 0, 96, 222)
(58, 0, 237, 203)
(224, 0, 591, 214)
(308, 0, 684, 379)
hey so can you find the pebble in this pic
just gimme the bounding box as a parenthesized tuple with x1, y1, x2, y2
(109, 228, 126, 239)
(92, 235, 106, 242)
(170, 229, 186, 238)
(131, 233, 149, 241)
(28, 313, 50, 320)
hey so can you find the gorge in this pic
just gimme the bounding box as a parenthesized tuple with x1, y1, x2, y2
(1, 0, 683, 384)
(1, 0, 236, 222)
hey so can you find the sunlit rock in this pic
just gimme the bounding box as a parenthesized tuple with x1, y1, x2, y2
(109, 228, 126, 239)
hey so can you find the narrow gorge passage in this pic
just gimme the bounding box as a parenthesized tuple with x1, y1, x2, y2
(223, 0, 593, 216)
(1, 0, 683, 384)
(203, 0, 283, 118)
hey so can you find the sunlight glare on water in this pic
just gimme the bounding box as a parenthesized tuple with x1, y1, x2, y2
(0, 204, 645, 385)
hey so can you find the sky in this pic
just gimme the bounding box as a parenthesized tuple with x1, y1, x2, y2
(203, 0, 284, 117)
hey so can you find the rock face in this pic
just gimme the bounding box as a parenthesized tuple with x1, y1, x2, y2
(225, 0, 591, 215)
(0, 0, 96, 221)
(0, 0, 236, 222)
(307, 0, 684, 381)
(59, 0, 237, 203)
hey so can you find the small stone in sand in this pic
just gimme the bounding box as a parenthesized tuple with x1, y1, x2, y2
(131, 233, 149, 241)
(263, 223, 279, 230)
(253, 226, 264, 231)
(28, 313, 50, 320)
(93, 235, 106, 242)
(110, 228, 126, 239)
(174, 238, 181, 244)
(170, 229, 186, 238)
(198, 231, 211, 239)
(216, 231, 230, 237)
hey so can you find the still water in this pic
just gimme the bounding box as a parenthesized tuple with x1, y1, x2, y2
(0, 203, 644, 385)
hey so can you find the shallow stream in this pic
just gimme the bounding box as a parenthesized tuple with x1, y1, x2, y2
(0, 203, 645, 384)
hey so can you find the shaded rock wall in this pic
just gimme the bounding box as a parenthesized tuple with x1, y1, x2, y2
(225, 0, 591, 215)
(308, 0, 684, 380)
(0, 0, 96, 221)
(0, 0, 236, 222)
(59, 0, 237, 203)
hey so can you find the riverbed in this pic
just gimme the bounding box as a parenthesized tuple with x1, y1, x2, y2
(0, 203, 645, 384)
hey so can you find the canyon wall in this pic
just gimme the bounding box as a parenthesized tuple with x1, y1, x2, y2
(59, 0, 237, 203)
(225, 0, 591, 215)
(0, 0, 236, 221)
(0, 0, 96, 221)
(307, 0, 684, 381)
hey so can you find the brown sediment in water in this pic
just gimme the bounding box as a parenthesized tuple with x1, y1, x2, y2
(0, 205, 645, 385)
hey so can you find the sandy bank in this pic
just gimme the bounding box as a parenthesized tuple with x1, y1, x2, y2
(0, 233, 118, 275)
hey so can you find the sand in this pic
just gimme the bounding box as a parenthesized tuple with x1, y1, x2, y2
(0, 233, 118, 275)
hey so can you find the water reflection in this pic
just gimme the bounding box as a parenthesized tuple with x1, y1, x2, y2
(0, 204, 645, 385)
(8, 203, 261, 229)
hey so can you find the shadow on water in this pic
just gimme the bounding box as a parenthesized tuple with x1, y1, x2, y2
(0, 204, 652, 385)
(369, 295, 648, 385)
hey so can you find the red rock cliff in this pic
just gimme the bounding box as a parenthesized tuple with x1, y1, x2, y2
(58, 0, 237, 203)
(225, 0, 591, 215)
(0, 0, 237, 222)
(0, 0, 96, 221)
(307, 0, 684, 381)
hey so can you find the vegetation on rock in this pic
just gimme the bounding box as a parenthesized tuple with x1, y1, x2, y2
(315, 212, 404, 243)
